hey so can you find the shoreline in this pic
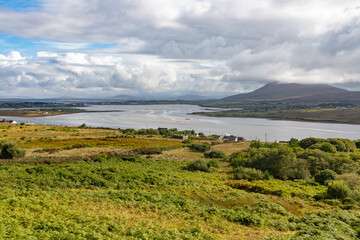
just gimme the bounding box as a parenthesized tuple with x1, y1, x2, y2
(191, 112, 360, 126)
(0, 109, 123, 118)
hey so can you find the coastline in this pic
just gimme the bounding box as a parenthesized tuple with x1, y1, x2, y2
(191, 112, 360, 126)
(0, 109, 123, 118)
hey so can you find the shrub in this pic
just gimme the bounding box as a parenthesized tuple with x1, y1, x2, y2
(207, 159, 220, 169)
(336, 173, 360, 189)
(249, 140, 262, 149)
(327, 180, 351, 199)
(245, 147, 310, 180)
(182, 139, 192, 144)
(135, 147, 162, 155)
(187, 160, 209, 172)
(354, 140, 360, 149)
(230, 151, 248, 167)
(309, 142, 337, 153)
(288, 138, 300, 147)
(299, 137, 325, 149)
(204, 150, 226, 159)
(328, 138, 347, 152)
(123, 128, 136, 135)
(340, 139, 356, 152)
(120, 156, 137, 162)
(187, 159, 220, 172)
(314, 169, 337, 185)
(188, 143, 211, 153)
(233, 167, 264, 181)
(263, 141, 280, 148)
(297, 149, 334, 176)
(0, 141, 25, 159)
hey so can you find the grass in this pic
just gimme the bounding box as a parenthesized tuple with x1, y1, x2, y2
(0, 122, 358, 239)
(194, 107, 360, 125)
(0, 108, 85, 117)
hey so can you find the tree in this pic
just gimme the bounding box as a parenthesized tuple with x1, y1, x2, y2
(0, 141, 25, 159)
(314, 169, 336, 185)
(309, 142, 337, 153)
(288, 138, 300, 147)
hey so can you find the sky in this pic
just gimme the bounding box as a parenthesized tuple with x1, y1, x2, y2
(0, 0, 360, 98)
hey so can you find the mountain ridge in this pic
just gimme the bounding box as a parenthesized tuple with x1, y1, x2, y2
(221, 82, 360, 103)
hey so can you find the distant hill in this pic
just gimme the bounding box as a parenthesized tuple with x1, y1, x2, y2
(167, 94, 217, 101)
(107, 95, 141, 101)
(221, 82, 360, 104)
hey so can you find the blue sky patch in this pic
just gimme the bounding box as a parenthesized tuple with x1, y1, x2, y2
(0, 0, 41, 12)
(0, 33, 117, 56)
(0, 33, 37, 55)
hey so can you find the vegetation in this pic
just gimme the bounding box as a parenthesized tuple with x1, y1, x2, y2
(188, 143, 211, 152)
(193, 107, 360, 125)
(0, 140, 25, 159)
(314, 169, 337, 185)
(233, 167, 265, 181)
(0, 122, 358, 239)
(204, 150, 226, 159)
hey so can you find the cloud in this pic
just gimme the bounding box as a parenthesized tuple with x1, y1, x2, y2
(0, 0, 360, 97)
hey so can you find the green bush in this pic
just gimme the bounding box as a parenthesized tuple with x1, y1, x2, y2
(309, 142, 337, 153)
(314, 169, 337, 185)
(186, 159, 209, 172)
(336, 173, 360, 189)
(327, 180, 351, 199)
(182, 139, 192, 144)
(204, 150, 226, 159)
(299, 137, 325, 149)
(328, 138, 347, 152)
(245, 147, 310, 180)
(249, 140, 262, 148)
(188, 143, 211, 153)
(297, 149, 334, 176)
(354, 140, 360, 149)
(135, 147, 162, 155)
(340, 139, 356, 152)
(0, 140, 25, 159)
(233, 167, 264, 181)
(186, 159, 220, 172)
(288, 138, 300, 147)
(208, 159, 220, 169)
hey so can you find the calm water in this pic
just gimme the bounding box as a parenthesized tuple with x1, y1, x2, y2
(2, 104, 360, 141)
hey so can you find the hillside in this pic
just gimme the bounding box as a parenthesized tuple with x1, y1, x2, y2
(0, 123, 359, 239)
(221, 82, 360, 103)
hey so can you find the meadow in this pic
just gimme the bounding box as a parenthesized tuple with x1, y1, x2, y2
(194, 107, 360, 125)
(0, 123, 359, 239)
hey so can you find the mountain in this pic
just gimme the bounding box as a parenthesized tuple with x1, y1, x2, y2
(167, 94, 217, 101)
(221, 82, 360, 103)
(107, 95, 141, 101)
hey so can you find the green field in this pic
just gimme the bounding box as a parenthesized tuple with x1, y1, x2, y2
(194, 107, 360, 125)
(0, 123, 358, 239)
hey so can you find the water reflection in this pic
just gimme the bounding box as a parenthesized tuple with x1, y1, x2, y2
(1, 104, 360, 141)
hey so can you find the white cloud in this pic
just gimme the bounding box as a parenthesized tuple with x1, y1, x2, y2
(0, 0, 360, 97)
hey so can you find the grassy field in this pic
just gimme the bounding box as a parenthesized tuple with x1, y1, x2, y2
(194, 107, 360, 125)
(0, 108, 86, 117)
(0, 123, 358, 239)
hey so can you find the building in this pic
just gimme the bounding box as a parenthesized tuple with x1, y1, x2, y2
(221, 134, 245, 142)
(172, 135, 189, 140)
(223, 135, 238, 141)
